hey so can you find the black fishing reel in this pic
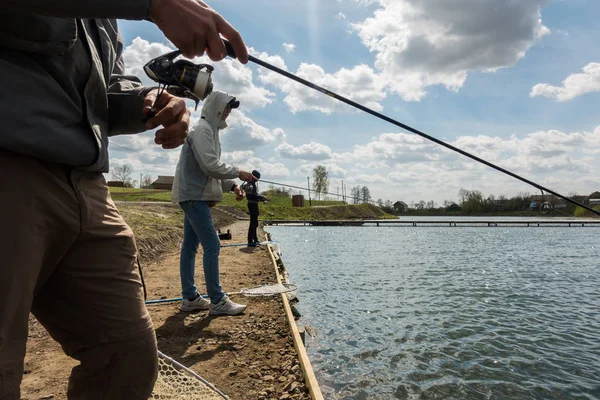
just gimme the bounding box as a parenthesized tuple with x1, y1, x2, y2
(540, 202, 553, 214)
(142, 50, 214, 122)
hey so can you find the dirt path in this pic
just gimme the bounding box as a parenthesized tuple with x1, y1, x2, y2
(22, 219, 311, 400)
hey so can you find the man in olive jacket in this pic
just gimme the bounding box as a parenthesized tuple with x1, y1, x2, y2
(0, 1, 248, 399)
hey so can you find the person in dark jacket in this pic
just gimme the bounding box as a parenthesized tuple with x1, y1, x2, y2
(0, 1, 248, 399)
(242, 170, 269, 247)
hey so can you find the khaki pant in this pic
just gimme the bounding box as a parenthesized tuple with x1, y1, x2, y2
(0, 151, 157, 399)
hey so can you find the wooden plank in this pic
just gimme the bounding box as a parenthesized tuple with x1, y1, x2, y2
(265, 238, 324, 400)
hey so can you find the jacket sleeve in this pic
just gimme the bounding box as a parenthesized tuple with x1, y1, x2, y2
(3, 0, 151, 20)
(107, 32, 153, 136)
(192, 126, 240, 180)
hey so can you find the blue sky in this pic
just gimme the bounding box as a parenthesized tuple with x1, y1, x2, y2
(110, 0, 600, 205)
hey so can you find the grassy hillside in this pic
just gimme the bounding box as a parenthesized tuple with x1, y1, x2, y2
(109, 188, 396, 220)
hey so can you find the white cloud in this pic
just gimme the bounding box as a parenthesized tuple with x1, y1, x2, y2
(337, 12, 347, 20)
(352, 174, 388, 184)
(331, 132, 439, 165)
(282, 43, 296, 53)
(107, 133, 181, 180)
(255, 50, 387, 114)
(352, 0, 550, 101)
(220, 110, 286, 151)
(530, 62, 600, 101)
(258, 163, 291, 178)
(221, 151, 291, 178)
(276, 142, 333, 160)
(296, 163, 348, 178)
(221, 150, 255, 165)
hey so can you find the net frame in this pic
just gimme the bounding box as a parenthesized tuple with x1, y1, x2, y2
(237, 282, 297, 297)
(146, 283, 298, 305)
(152, 350, 229, 400)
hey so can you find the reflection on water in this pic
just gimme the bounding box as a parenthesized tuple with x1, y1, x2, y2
(266, 222, 600, 399)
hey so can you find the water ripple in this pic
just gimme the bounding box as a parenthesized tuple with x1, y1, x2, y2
(266, 224, 600, 399)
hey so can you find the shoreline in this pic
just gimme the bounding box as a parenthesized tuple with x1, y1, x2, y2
(22, 215, 321, 400)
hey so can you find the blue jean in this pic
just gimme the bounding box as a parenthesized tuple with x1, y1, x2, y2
(179, 201, 224, 304)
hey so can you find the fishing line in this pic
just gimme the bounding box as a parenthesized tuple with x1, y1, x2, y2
(223, 41, 599, 217)
(260, 179, 344, 199)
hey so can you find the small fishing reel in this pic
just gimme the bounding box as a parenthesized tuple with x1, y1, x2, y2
(540, 202, 553, 214)
(142, 50, 214, 121)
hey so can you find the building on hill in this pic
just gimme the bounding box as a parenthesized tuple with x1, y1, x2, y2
(107, 181, 124, 187)
(152, 175, 174, 190)
(446, 203, 461, 212)
(393, 201, 408, 213)
(588, 191, 600, 199)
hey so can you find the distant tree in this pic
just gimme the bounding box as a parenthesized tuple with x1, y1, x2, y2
(510, 192, 531, 211)
(415, 200, 425, 210)
(377, 198, 384, 208)
(361, 186, 371, 203)
(111, 164, 134, 186)
(458, 188, 469, 204)
(141, 174, 154, 188)
(124, 179, 138, 189)
(264, 185, 292, 198)
(382, 199, 394, 214)
(350, 186, 361, 204)
(426, 200, 436, 210)
(312, 165, 329, 200)
(461, 190, 485, 213)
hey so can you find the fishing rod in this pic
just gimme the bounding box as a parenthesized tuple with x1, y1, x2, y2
(222, 41, 600, 217)
(260, 179, 345, 199)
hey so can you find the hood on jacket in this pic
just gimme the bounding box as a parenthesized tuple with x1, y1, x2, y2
(200, 90, 238, 130)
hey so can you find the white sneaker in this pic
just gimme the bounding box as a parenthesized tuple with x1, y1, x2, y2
(179, 294, 210, 312)
(209, 296, 246, 316)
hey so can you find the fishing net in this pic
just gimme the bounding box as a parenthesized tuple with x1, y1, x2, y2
(151, 351, 229, 400)
(146, 283, 298, 305)
(237, 283, 297, 297)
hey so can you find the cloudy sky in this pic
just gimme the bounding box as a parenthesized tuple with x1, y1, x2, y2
(111, 0, 600, 205)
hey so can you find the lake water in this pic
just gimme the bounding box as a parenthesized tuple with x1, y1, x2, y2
(266, 217, 600, 399)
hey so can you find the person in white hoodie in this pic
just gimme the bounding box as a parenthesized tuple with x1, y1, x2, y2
(172, 91, 256, 315)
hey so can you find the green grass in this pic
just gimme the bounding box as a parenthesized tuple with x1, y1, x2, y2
(109, 188, 396, 220)
(574, 205, 600, 218)
(109, 187, 172, 202)
(219, 193, 344, 208)
(117, 203, 183, 242)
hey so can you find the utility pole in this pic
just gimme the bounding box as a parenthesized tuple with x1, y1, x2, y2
(341, 180, 345, 204)
(307, 176, 312, 206)
(140, 173, 143, 189)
